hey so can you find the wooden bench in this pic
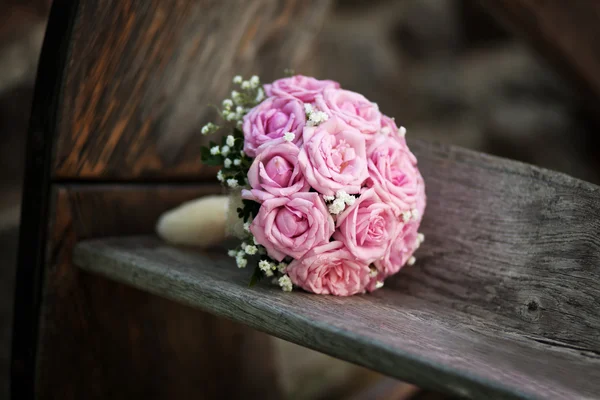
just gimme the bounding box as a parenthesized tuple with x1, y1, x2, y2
(11, 1, 600, 399)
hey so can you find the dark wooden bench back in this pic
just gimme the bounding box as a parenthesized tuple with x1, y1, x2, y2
(12, 1, 331, 399)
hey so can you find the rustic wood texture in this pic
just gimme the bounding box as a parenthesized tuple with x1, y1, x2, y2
(480, 1, 600, 112)
(33, 184, 282, 400)
(54, 0, 332, 180)
(74, 139, 600, 400)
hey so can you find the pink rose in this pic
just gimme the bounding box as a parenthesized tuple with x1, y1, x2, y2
(250, 192, 334, 262)
(298, 117, 369, 196)
(373, 221, 420, 278)
(287, 241, 371, 296)
(315, 88, 381, 136)
(367, 174, 426, 291)
(264, 75, 340, 102)
(333, 188, 398, 264)
(366, 134, 423, 215)
(242, 140, 309, 203)
(243, 96, 305, 157)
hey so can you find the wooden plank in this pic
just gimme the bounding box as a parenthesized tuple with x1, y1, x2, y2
(480, 0, 600, 112)
(73, 139, 600, 399)
(74, 235, 600, 400)
(54, 0, 332, 180)
(30, 184, 281, 400)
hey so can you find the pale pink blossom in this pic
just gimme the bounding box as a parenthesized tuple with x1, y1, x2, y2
(333, 188, 398, 264)
(264, 75, 340, 102)
(315, 88, 381, 137)
(250, 192, 334, 261)
(243, 96, 305, 157)
(298, 117, 369, 196)
(287, 241, 371, 296)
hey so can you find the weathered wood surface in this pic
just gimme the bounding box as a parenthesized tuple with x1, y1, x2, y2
(74, 139, 600, 400)
(27, 184, 281, 400)
(54, 0, 332, 180)
(481, 0, 600, 112)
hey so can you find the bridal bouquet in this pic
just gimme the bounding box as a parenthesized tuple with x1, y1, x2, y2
(200, 74, 426, 296)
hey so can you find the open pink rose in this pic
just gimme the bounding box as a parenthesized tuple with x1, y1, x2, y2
(366, 134, 423, 215)
(373, 221, 419, 278)
(367, 176, 425, 291)
(243, 96, 305, 157)
(250, 192, 334, 262)
(315, 88, 381, 137)
(298, 117, 369, 196)
(242, 140, 309, 203)
(333, 188, 398, 264)
(287, 241, 371, 296)
(264, 75, 340, 103)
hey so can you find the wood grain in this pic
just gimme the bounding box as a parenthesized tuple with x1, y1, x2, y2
(34, 184, 282, 400)
(54, 0, 332, 180)
(74, 139, 600, 400)
(481, 0, 600, 113)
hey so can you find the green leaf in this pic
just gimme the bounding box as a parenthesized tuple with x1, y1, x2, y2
(203, 156, 223, 166)
(248, 265, 263, 287)
(240, 199, 261, 222)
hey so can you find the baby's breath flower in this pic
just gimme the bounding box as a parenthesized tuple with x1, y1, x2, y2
(259, 260, 273, 277)
(245, 245, 258, 255)
(255, 88, 265, 102)
(216, 170, 224, 182)
(306, 110, 329, 126)
(241, 81, 251, 90)
(227, 249, 237, 257)
(401, 210, 412, 223)
(236, 256, 248, 268)
(227, 178, 239, 188)
(222, 99, 233, 109)
(417, 233, 425, 244)
(375, 281, 384, 289)
(243, 222, 250, 232)
(226, 112, 237, 121)
(234, 158, 241, 166)
(233, 75, 243, 84)
(221, 145, 230, 156)
(224, 158, 232, 168)
(323, 195, 335, 202)
(407, 256, 416, 266)
(201, 122, 217, 135)
(283, 132, 295, 142)
(210, 146, 220, 155)
(232, 90, 242, 104)
(279, 275, 293, 292)
(411, 208, 419, 221)
(277, 262, 287, 273)
(328, 198, 346, 215)
(237, 250, 245, 258)
(249, 75, 260, 88)
(304, 103, 313, 114)
(335, 190, 355, 206)
(235, 106, 244, 115)
(369, 266, 378, 278)
(399, 126, 407, 137)
(226, 135, 235, 147)
(236, 120, 243, 129)
(258, 260, 271, 272)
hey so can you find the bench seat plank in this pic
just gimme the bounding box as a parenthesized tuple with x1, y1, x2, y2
(74, 140, 600, 399)
(73, 235, 599, 400)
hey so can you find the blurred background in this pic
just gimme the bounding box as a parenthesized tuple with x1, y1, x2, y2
(1, 0, 598, 398)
